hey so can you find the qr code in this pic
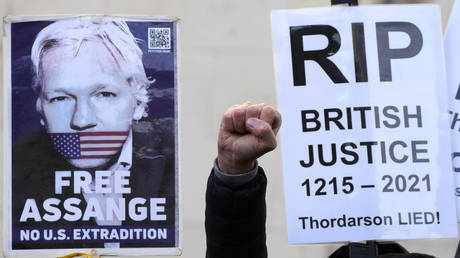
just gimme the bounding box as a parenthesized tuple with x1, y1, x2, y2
(148, 27, 171, 50)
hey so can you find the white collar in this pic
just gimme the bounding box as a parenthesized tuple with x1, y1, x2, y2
(109, 129, 133, 171)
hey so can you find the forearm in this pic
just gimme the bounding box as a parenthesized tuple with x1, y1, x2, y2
(205, 166, 267, 258)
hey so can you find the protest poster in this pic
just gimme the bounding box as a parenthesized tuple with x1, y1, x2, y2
(271, 5, 458, 244)
(445, 0, 460, 221)
(3, 16, 180, 256)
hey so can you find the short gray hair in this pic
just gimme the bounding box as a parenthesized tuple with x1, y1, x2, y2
(31, 17, 152, 118)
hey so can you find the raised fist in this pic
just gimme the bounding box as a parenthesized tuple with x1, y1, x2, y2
(217, 102, 282, 174)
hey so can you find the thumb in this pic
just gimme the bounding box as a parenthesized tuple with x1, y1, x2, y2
(246, 118, 277, 151)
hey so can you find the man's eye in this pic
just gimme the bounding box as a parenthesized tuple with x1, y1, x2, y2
(96, 92, 117, 98)
(49, 96, 68, 103)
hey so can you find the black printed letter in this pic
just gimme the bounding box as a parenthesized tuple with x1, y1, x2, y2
(376, 22, 423, 82)
(290, 25, 348, 86)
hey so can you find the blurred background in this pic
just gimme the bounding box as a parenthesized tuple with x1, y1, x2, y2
(1, 0, 458, 257)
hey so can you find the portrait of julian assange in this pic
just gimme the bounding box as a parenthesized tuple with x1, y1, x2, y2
(8, 17, 178, 250)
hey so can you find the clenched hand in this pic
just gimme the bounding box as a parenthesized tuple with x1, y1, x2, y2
(217, 102, 282, 174)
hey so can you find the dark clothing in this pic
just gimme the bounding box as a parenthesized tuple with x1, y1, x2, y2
(329, 242, 435, 258)
(205, 167, 268, 258)
(205, 167, 436, 258)
(12, 119, 176, 249)
(456, 241, 460, 258)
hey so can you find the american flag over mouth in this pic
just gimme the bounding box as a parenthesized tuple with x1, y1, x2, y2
(50, 131, 129, 159)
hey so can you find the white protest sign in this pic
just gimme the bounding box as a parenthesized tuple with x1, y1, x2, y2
(445, 0, 460, 221)
(272, 5, 458, 244)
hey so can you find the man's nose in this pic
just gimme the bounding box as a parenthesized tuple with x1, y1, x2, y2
(70, 99, 97, 131)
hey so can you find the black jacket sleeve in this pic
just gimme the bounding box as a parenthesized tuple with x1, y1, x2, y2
(205, 167, 268, 258)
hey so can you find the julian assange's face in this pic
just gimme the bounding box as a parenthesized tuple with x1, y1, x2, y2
(39, 41, 138, 169)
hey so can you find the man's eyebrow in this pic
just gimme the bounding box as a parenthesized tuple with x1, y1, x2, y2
(41, 89, 72, 99)
(90, 84, 112, 94)
(43, 88, 69, 95)
(93, 84, 108, 91)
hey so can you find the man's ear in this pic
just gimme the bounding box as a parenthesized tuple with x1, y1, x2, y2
(36, 98, 46, 126)
(133, 104, 144, 120)
(35, 98, 42, 114)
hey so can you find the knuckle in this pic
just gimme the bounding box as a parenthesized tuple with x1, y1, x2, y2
(267, 138, 277, 150)
(264, 105, 275, 113)
(248, 104, 258, 111)
(258, 124, 271, 135)
(271, 139, 277, 149)
(234, 108, 246, 119)
(222, 112, 233, 122)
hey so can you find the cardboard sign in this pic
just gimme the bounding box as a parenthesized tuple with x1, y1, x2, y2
(272, 5, 457, 244)
(445, 0, 460, 221)
(3, 16, 180, 256)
